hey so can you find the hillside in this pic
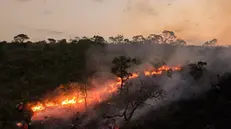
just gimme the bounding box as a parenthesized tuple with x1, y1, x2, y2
(0, 37, 231, 129)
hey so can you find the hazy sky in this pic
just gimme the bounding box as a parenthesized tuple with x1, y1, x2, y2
(0, 0, 231, 45)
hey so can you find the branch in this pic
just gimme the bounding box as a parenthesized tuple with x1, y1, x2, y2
(103, 101, 129, 119)
(103, 113, 124, 119)
(124, 100, 143, 121)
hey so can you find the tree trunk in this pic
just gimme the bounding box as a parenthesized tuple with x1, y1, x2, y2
(84, 84, 88, 111)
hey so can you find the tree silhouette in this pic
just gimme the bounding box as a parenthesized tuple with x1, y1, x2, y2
(58, 39, 67, 44)
(171, 39, 186, 45)
(146, 34, 163, 44)
(123, 38, 131, 44)
(203, 39, 217, 46)
(162, 30, 176, 44)
(13, 34, 29, 43)
(47, 38, 56, 44)
(109, 35, 124, 44)
(132, 35, 145, 43)
(111, 56, 137, 88)
(92, 35, 106, 44)
(104, 79, 164, 122)
(188, 61, 207, 80)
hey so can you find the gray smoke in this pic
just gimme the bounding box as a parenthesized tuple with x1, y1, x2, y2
(84, 43, 231, 126)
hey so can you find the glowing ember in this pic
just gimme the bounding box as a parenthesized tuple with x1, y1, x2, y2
(16, 122, 22, 127)
(29, 65, 182, 116)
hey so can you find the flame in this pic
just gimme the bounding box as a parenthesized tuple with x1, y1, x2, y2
(31, 103, 45, 112)
(29, 65, 182, 116)
(78, 99, 84, 103)
(62, 97, 77, 105)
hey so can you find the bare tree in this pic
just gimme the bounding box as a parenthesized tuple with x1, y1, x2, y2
(103, 79, 164, 122)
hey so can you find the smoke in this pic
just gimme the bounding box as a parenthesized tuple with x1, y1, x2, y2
(30, 34, 231, 129)
(29, 41, 231, 129)
(82, 39, 231, 126)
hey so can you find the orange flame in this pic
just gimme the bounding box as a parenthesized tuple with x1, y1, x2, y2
(30, 65, 182, 115)
(62, 97, 77, 105)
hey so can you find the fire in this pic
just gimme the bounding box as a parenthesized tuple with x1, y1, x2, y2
(45, 102, 56, 107)
(29, 65, 182, 116)
(31, 103, 45, 112)
(78, 99, 84, 103)
(62, 97, 77, 105)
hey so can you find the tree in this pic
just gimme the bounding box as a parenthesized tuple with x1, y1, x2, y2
(0, 42, 6, 60)
(92, 35, 106, 44)
(115, 35, 124, 43)
(103, 79, 164, 122)
(188, 61, 207, 80)
(171, 39, 186, 45)
(109, 35, 124, 44)
(47, 38, 56, 44)
(79, 83, 89, 111)
(216, 72, 231, 100)
(146, 34, 163, 44)
(132, 35, 145, 43)
(161, 30, 177, 44)
(203, 39, 217, 46)
(81, 36, 89, 40)
(109, 36, 116, 44)
(36, 40, 47, 44)
(111, 56, 137, 88)
(69, 37, 80, 44)
(70, 39, 78, 44)
(146, 31, 185, 45)
(58, 39, 67, 44)
(13, 34, 29, 43)
(123, 38, 131, 44)
(74, 36, 80, 41)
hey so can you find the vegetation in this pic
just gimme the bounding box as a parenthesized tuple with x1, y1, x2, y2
(0, 30, 230, 129)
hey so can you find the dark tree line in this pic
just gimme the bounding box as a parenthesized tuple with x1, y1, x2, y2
(4, 30, 187, 45)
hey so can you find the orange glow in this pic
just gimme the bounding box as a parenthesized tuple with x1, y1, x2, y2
(16, 122, 22, 127)
(31, 103, 45, 112)
(29, 65, 182, 115)
(78, 99, 84, 103)
(62, 97, 77, 105)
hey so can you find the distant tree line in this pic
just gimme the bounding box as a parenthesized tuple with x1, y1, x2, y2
(0, 30, 188, 45)
(1, 30, 218, 46)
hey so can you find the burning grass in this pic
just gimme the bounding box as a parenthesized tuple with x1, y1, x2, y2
(28, 65, 182, 122)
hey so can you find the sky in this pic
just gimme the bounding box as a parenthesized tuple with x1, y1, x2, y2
(0, 0, 231, 45)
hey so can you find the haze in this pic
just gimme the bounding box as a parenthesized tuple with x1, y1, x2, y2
(0, 0, 230, 45)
